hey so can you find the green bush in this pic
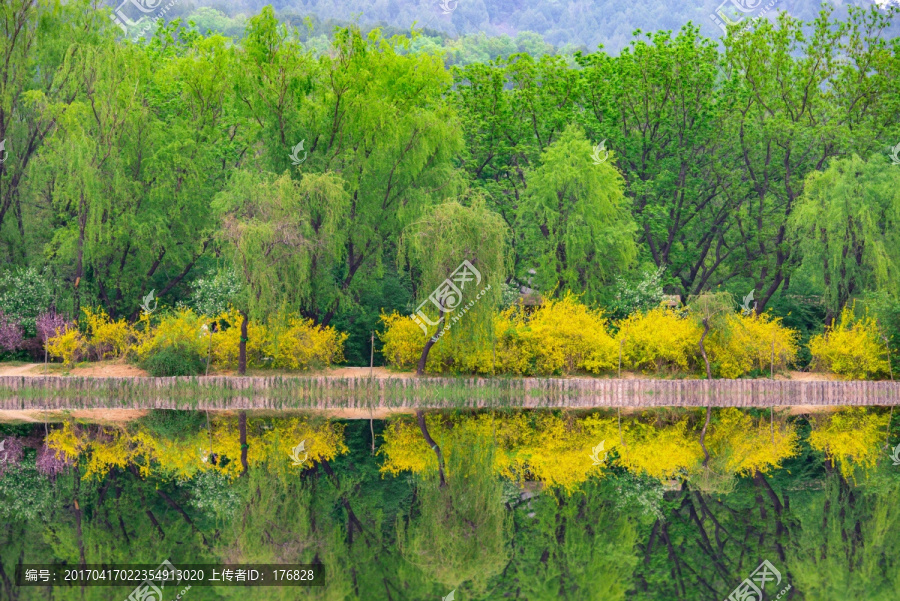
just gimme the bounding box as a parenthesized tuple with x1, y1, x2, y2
(139, 409, 206, 441)
(139, 346, 206, 377)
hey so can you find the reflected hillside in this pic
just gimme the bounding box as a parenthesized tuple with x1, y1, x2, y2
(1, 407, 899, 600)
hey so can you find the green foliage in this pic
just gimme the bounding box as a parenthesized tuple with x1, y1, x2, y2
(0, 267, 54, 337)
(139, 409, 207, 441)
(190, 270, 241, 317)
(139, 345, 206, 376)
(517, 125, 637, 303)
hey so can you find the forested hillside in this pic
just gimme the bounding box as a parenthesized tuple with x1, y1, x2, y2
(125, 0, 900, 53)
(2, 0, 900, 368)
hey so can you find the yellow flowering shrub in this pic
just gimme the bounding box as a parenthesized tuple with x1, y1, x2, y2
(262, 315, 348, 370)
(46, 326, 86, 366)
(705, 408, 799, 475)
(808, 408, 889, 481)
(616, 308, 702, 374)
(82, 307, 136, 360)
(809, 307, 890, 379)
(380, 412, 623, 491)
(47, 417, 349, 481)
(132, 307, 209, 361)
(708, 313, 800, 378)
(379, 294, 617, 375)
(379, 311, 430, 371)
(619, 417, 704, 480)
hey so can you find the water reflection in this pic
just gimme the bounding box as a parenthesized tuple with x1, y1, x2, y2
(0, 407, 898, 600)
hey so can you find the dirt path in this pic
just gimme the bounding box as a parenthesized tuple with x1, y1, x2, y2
(0, 363, 40, 376)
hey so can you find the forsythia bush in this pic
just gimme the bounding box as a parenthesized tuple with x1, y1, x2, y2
(808, 407, 889, 481)
(705, 408, 799, 475)
(809, 307, 890, 379)
(619, 417, 704, 480)
(46, 306, 346, 372)
(707, 313, 799, 378)
(615, 308, 701, 373)
(380, 294, 618, 375)
(46, 326, 85, 367)
(47, 417, 348, 481)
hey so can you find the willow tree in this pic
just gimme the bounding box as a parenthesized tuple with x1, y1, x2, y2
(516, 125, 637, 304)
(212, 170, 348, 374)
(401, 197, 510, 376)
(790, 155, 900, 324)
(397, 436, 511, 596)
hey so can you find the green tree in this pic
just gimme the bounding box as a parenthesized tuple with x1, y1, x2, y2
(400, 197, 510, 374)
(517, 125, 637, 303)
(790, 155, 900, 323)
(212, 170, 348, 373)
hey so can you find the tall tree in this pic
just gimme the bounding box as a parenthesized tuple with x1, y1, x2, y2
(212, 170, 348, 373)
(516, 125, 637, 303)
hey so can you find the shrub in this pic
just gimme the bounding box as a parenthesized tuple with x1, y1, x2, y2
(46, 325, 86, 366)
(809, 306, 890, 379)
(140, 410, 207, 441)
(808, 408, 889, 480)
(82, 308, 136, 360)
(0, 310, 24, 352)
(0, 267, 53, 337)
(616, 308, 702, 374)
(140, 346, 206, 376)
(707, 313, 799, 378)
(262, 314, 348, 370)
(133, 308, 209, 364)
(379, 293, 617, 375)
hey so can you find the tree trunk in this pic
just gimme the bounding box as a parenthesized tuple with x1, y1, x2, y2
(699, 407, 712, 468)
(239, 411, 249, 477)
(238, 310, 249, 375)
(416, 410, 446, 487)
(416, 309, 445, 376)
(698, 317, 712, 380)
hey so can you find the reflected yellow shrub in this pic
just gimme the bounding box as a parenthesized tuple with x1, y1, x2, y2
(619, 417, 703, 480)
(809, 307, 890, 380)
(705, 408, 799, 475)
(47, 417, 348, 481)
(808, 408, 889, 481)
